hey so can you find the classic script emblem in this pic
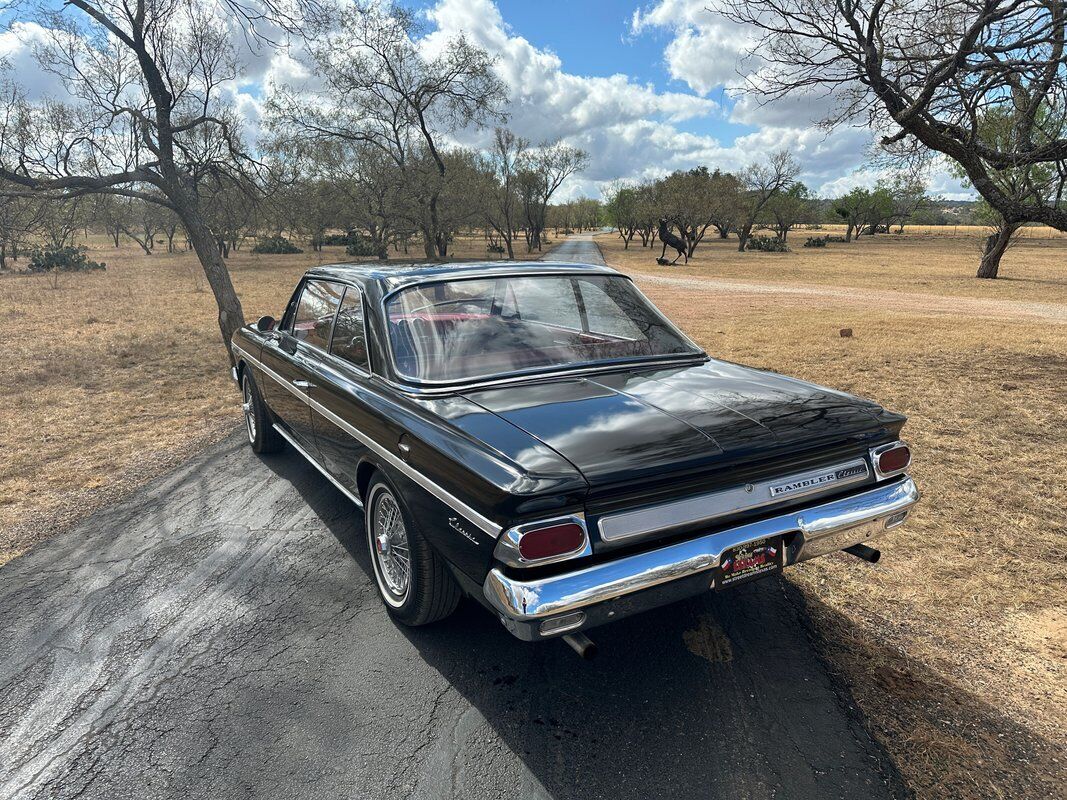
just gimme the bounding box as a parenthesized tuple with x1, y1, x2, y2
(448, 517, 479, 545)
(769, 463, 867, 498)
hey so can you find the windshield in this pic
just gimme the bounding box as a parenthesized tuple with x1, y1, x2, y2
(385, 274, 702, 384)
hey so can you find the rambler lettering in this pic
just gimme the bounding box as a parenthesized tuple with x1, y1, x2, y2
(769, 463, 869, 498)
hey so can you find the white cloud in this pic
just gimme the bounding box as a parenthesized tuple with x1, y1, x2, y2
(1, 22, 71, 99)
(424, 0, 716, 149)
(630, 0, 752, 95)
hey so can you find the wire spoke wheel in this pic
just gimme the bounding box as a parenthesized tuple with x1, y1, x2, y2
(242, 376, 256, 443)
(372, 489, 411, 604)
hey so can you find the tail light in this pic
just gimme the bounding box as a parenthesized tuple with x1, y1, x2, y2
(518, 522, 585, 560)
(870, 441, 911, 479)
(493, 515, 591, 567)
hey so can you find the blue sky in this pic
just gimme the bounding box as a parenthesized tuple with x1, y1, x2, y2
(1, 0, 972, 200)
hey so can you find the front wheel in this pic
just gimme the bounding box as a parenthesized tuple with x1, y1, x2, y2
(241, 370, 282, 454)
(365, 473, 460, 626)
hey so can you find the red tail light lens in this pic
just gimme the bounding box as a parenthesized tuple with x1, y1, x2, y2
(518, 523, 586, 561)
(876, 444, 911, 475)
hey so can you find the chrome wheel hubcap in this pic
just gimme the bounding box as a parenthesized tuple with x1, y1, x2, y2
(242, 378, 256, 443)
(373, 491, 410, 602)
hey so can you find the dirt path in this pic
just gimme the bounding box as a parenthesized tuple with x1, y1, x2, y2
(631, 270, 1067, 323)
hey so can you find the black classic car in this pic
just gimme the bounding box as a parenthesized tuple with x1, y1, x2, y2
(231, 261, 919, 655)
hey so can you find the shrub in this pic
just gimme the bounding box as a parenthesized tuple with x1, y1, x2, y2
(344, 234, 379, 257)
(746, 235, 788, 252)
(320, 232, 353, 246)
(804, 236, 828, 248)
(486, 243, 505, 253)
(28, 245, 106, 273)
(252, 236, 302, 254)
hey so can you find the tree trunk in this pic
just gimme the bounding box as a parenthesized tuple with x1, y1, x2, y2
(844, 224, 854, 243)
(977, 224, 1017, 279)
(181, 207, 246, 365)
(737, 224, 753, 252)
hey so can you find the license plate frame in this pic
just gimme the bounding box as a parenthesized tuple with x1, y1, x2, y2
(715, 535, 784, 591)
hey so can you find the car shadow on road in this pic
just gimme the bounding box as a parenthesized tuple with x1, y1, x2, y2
(260, 446, 912, 799)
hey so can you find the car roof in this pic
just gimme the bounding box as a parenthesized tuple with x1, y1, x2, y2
(305, 260, 621, 295)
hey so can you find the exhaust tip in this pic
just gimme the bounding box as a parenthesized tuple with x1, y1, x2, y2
(562, 632, 598, 660)
(844, 543, 881, 563)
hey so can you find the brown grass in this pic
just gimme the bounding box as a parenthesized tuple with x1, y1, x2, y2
(1, 227, 1064, 798)
(599, 225, 1067, 303)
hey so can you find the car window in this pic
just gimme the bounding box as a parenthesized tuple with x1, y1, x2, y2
(513, 277, 582, 330)
(579, 279, 642, 339)
(330, 288, 369, 371)
(292, 280, 344, 350)
(385, 274, 702, 383)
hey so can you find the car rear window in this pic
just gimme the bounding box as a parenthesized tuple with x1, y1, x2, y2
(385, 274, 701, 384)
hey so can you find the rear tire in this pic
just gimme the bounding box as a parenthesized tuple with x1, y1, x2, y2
(365, 473, 460, 626)
(241, 369, 282, 454)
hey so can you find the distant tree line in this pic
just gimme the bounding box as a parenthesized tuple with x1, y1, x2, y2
(605, 161, 938, 254)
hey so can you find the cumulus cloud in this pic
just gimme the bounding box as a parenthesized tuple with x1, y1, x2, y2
(0, 22, 71, 100)
(630, 0, 752, 95)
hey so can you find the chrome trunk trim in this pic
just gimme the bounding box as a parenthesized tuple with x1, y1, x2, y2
(597, 458, 871, 543)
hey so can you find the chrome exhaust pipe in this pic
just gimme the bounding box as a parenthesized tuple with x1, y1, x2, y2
(562, 632, 598, 660)
(844, 543, 881, 563)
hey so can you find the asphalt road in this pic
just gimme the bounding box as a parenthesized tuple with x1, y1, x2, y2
(0, 237, 909, 800)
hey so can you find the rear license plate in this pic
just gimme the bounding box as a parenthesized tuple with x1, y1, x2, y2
(716, 536, 784, 590)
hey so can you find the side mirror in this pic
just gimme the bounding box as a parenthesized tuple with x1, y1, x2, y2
(256, 315, 277, 333)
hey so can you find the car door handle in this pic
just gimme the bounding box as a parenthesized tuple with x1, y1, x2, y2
(292, 380, 315, 389)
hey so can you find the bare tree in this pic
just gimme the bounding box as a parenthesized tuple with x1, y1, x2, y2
(736, 151, 800, 251)
(605, 182, 642, 248)
(268, 2, 507, 259)
(517, 141, 588, 252)
(708, 169, 742, 239)
(764, 182, 815, 242)
(0, 1, 318, 360)
(484, 128, 528, 259)
(0, 183, 42, 269)
(712, 0, 1067, 276)
(118, 196, 165, 255)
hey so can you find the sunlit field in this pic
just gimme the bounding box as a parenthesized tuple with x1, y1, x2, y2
(1, 227, 1064, 799)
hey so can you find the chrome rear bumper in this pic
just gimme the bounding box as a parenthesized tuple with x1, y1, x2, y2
(483, 477, 919, 640)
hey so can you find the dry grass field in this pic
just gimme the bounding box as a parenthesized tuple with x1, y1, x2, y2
(1, 227, 1064, 799)
(601, 231, 1066, 800)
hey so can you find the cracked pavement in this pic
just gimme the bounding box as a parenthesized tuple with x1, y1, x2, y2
(1, 237, 909, 799)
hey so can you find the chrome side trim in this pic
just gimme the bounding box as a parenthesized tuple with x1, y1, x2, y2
(484, 477, 919, 621)
(233, 343, 502, 537)
(598, 458, 870, 542)
(272, 423, 363, 508)
(493, 514, 592, 568)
